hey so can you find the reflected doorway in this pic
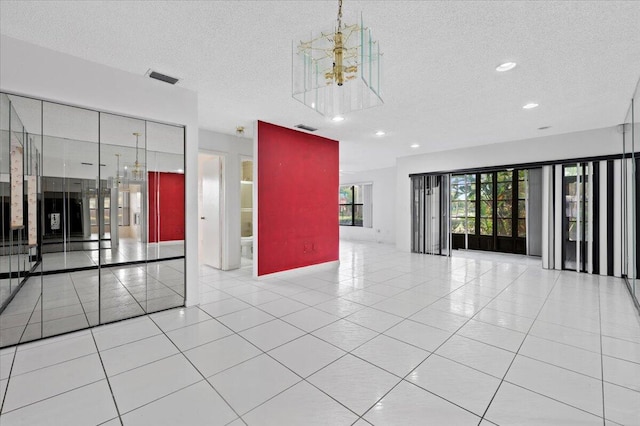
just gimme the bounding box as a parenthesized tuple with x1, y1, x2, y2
(198, 153, 223, 269)
(116, 183, 144, 245)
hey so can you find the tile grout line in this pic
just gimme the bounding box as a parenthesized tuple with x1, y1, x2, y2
(192, 304, 369, 422)
(0, 346, 18, 414)
(477, 270, 564, 424)
(348, 259, 535, 425)
(68, 273, 93, 330)
(597, 277, 606, 425)
(5, 345, 96, 378)
(107, 268, 149, 318)
(0, 378, 106, 416)
(4, 247, 635, 424)
(13, 293, 42, 348)
(144, 313, 249, 426)
(89, 329, 124, 426)
(212, 268, 628, 421)
(496, 379, 609, 420)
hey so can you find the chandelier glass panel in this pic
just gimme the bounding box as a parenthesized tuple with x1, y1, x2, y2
(292, 0, 383, 117)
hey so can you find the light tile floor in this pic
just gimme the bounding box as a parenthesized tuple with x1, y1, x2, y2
(0, 240, 639, 425)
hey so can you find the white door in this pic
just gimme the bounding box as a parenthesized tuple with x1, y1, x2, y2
(199, 154, 222, 269)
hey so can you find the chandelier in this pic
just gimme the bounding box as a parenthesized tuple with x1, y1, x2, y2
(292, 0, 383, 117)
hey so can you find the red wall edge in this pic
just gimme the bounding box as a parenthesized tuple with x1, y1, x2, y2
(148, 171, 185, 243)
(257, 121, 339, 276)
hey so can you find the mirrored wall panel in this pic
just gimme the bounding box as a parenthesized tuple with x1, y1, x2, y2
(0, 94, 43, 345)
(622, 89, 639, 308)
(0, 93, 185, 347)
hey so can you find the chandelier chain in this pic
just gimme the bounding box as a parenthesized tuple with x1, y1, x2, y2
(337, 0, 343, 30)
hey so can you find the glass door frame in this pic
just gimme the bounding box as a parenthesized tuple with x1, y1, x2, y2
(411, 174, 451, 256)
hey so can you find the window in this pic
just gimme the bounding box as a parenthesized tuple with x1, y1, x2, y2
(517, 170, 527, 237)
(496, 170, 512, 237)
(480, 173, 493, 236)
(339, 183, 373, 227)
(450, 174, 475, 234)
(339, 184, 363, 226)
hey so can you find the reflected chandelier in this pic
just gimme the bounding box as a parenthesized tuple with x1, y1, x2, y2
(126, 132, 146, 181)
(292, 0, 383, 117)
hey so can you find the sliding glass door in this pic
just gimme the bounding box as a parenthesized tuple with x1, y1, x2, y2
(411, 174, 450, 255)
(450, 169, 531, 254)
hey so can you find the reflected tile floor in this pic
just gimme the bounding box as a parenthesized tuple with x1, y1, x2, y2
(0, 259, 185, 347)
(1, 240, 639, 425)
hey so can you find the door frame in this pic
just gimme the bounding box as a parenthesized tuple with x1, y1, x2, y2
(198, 150, 225, 269)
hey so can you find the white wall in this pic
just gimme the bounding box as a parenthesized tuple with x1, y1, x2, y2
(198, 128, 253, 270)
(395, 126, 622, 251)
(0, 35, 200, 306)
(340, 167, 396, 244)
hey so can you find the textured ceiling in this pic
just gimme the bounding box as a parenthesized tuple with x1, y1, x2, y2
(1, 0, 639, 172)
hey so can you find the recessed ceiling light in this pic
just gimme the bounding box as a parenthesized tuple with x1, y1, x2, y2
(375, 130, 386, 136)
(410, 144, 420, 148)
(332, 116, 345, 122)
(523, 103, 539, 109)
(496, 62, 517, 72)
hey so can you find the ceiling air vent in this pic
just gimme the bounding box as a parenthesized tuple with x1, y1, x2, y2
(295, 124, 318, 132)
(148, 70, 179, 85)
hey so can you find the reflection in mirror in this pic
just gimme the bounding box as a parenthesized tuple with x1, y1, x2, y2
(145, 121, 185, 313)
(635, 92, 640, 303)
(98, 113, 148, 322)
(626, 92, 640, 304)
(0, 92, 186, 348)
(40, 101, 99, 337)
(0, 94, 43, 346)
(40, 101, 99, 272)
(99, 113, 147, 266)
(621, 85, 640, 310)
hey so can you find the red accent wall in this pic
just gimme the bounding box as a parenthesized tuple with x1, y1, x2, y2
(258, 121, 339, 276)
(148, 171, 185, 243)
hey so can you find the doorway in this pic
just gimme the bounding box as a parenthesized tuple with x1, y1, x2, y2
(240, 159, 254, 264)
(198, 153, 224, 269)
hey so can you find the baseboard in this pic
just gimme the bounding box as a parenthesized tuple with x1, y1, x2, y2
(255, 260, 340, 279)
